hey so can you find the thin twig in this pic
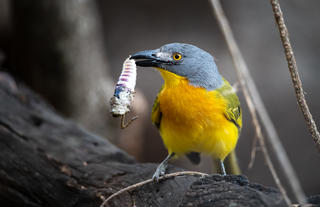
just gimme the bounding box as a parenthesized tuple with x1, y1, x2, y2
(99, 171, 208, 207)
(270, 0, 320, 151)
(248, 134, 258, 169)
(208, 0, 306, 205)
(120, 114, 138, 129)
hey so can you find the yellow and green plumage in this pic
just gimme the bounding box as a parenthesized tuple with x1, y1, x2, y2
(152, 69, 241, 161)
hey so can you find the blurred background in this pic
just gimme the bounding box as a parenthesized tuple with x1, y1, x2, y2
(0, 0, 319, 202)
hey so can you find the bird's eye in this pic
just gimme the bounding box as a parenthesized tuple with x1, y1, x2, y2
(172, 53, 182, 61)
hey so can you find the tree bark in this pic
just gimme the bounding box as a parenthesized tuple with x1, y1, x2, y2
(0, 73, 289, 207)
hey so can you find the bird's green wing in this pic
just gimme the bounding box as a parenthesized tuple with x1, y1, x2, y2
(151, 85, 164, 129)
(216, 79, 242, 174)
(217, 79, 242, 130)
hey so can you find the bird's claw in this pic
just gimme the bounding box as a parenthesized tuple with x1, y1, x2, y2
(151, 153, 174, 182)
(152, 165, 166, 182)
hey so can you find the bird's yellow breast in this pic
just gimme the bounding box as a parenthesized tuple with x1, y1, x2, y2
(157, 69, 239, 160)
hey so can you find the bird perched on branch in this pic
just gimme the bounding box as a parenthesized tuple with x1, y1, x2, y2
(130, 43, 242, 180)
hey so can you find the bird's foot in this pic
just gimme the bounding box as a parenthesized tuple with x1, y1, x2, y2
(152, 153, 174, 182)
(152, 163, 167, 182)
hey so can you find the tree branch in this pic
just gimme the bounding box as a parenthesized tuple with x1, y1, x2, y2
(0, 72, 289, 206)
(270, 0, 320, 152)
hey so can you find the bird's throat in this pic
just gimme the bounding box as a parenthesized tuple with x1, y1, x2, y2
(156, 67, 188, 88)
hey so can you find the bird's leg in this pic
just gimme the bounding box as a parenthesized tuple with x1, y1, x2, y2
(220, 159, 227, 176)
(152, 153, 175, 181)
(213, 158, 227, 175)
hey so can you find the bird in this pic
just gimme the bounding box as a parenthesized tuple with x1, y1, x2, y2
(130, 43, 242, 180)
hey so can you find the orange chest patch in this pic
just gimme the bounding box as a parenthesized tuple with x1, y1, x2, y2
(158, 80, 227, 129)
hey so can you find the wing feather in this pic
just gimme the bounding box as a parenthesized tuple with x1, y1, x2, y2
(216, 79, 242, 130)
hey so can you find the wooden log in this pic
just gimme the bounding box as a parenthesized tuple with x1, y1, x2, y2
(0, 73, 287, 207)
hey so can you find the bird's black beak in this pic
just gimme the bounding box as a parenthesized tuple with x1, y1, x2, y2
(130, 49, 162, 67)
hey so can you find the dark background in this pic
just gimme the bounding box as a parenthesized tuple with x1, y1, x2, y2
(0, 0, 319, 202)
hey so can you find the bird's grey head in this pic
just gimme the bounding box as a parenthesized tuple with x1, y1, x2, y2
(130, 43, 223, 90)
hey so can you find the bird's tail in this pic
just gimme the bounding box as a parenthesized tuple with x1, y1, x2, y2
(213, 150, 241, 175)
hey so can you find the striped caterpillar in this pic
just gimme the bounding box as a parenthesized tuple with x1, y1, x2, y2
(110, 57, 137, 128)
